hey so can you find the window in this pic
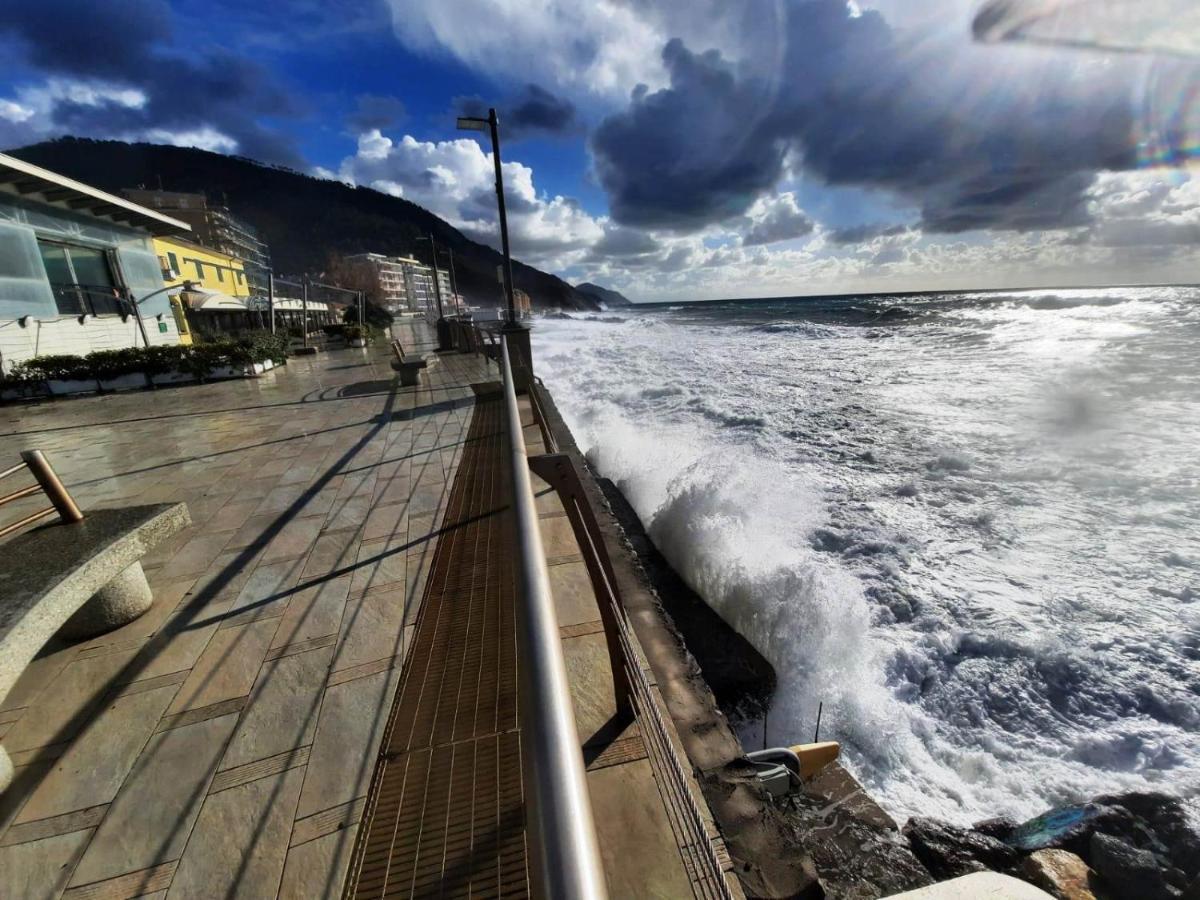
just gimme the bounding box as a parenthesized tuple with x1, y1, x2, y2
(191, 259, 204, 279)
(215, 266, 224, 283)
(37, 240, 123, 316)
(168, 251, 180, 273)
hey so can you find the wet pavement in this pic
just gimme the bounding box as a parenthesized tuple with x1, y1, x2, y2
(0, 323, 486, 897)
(0, 320, 730, 899)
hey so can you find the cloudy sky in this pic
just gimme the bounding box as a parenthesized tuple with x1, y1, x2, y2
(2, 0, 1199, 301)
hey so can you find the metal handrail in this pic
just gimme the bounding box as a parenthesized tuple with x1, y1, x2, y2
(500, 336, 608, 900)
(524, 375, 734, 899)
(0, 450, 84, 540)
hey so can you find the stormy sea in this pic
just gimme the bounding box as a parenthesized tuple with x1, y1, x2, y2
(531, 286, 1200, 825)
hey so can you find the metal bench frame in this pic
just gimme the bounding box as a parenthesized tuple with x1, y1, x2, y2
(389, 339, 428, 386)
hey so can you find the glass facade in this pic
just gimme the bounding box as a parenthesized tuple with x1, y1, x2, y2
(37, 240, 124, 316)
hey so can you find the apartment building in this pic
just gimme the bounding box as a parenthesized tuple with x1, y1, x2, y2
(343, 253, 409, 312)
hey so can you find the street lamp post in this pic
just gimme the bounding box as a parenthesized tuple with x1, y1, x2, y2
(301, 276, 310, 349)
(416, 233, 451, 350)
(126, 280, 199, 347)
(444, 246, 462, 315)
(457, 108, 517, 328)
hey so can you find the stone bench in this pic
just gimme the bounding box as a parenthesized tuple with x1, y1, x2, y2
(0, 502, 191, 790)
(390, 339, 428, 386)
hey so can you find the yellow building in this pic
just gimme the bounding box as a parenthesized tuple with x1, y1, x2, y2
(154, 236, 250, 297)
(154, 236, 251, 344)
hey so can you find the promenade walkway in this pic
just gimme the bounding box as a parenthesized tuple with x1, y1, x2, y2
(0, 322, 735, 898)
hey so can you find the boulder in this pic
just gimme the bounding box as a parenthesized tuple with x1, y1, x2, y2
(1093, 792, 1200, 883)
(1007, 802, 1111, 857)
(903, 817, 1020, 880)
(1007, 792, 1199, 893)
(1089, 833, 1175, 900)
(975, 816, 1020, 843)
(1021, 849, 1097, 900)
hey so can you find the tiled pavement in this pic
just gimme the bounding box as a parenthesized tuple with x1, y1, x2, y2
(0, 321, 731, 899)
(0, 323, 485, 898)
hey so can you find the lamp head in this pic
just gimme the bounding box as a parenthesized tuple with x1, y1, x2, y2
(456, 116, 489, 133)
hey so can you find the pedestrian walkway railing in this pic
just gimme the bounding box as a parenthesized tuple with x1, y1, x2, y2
(487, 322, 734, 899)
(500, 335, 610, 900)
(0, 450, 84, 539)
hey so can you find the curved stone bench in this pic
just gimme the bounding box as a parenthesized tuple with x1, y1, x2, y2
(0, 502, 191, 790)
(390, 339, 428, 386)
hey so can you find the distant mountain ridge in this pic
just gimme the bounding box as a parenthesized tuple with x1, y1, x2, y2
(8, 137, 598, 311)
(575, 282, 633, 306)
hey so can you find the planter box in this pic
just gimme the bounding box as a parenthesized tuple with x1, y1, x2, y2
(207, 361, 275, 379)
(348, 338, 367, 348)
(47, 378, 99, 396)
(150, 370, 197, 386)
(99, 373, 149, 392)
(0, 384, 40, 402)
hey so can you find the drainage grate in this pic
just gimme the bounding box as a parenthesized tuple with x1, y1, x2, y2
(347, 389, 529, 899)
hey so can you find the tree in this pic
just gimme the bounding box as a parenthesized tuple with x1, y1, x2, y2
(324, 252, 384, 306)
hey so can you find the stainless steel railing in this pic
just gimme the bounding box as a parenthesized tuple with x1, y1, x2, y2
(500, 335, 609, 900)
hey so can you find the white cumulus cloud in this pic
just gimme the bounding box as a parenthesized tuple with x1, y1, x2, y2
(336, 130, 604, 267)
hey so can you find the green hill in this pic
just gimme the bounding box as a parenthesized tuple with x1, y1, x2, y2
(575, 282, 634, 306)
(9, 137, 597, 311)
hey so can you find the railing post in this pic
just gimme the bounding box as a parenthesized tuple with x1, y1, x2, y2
(20, 450, 83, 523)
(501, 336, 608, 900)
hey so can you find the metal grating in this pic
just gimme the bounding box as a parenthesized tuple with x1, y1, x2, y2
(347, 389, 529, 899)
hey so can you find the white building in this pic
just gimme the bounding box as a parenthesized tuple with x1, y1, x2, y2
(342, 251, 460, 318)
(0, 153, 189, 373)
(343, 252, 409, 312)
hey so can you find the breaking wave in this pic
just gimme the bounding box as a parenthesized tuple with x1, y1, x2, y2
(532, 287, 1200, 823)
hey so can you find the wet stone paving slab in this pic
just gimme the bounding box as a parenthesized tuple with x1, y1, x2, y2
(0, 323, 491, 899)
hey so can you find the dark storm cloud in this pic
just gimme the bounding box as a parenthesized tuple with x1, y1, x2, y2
(347, 95, 407, 132)
(1, 0, 304, 165)
(742, 199, 814, 246)
(828, 223, 911, 245)
(454, 84, 580, 140)
(592, 0, 1138, 235)
(591, 39, 788, 229)
(4, 0, 172, 79)
(582, 225, 663, 264)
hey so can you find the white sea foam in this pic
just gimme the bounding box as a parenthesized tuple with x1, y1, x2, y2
(533, 288, 1200, 823)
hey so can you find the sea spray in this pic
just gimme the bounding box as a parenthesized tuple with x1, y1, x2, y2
(533, 287, 1200, 823)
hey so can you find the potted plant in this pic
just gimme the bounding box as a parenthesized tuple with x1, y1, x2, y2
(15, 354, 98, 396)
(143, 344, 196, 385)
(237, 331, 289, 373)
(188, 341, 238, 379)
(88, 348, 149, 392)
(344, 324, 368, 348)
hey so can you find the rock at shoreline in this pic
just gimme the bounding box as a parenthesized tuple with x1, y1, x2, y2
(1089, 833, 1174, 900)
(974, 816, 1020, 843)
(903, 817, 1020, 880)
(1021, 849, 1097, 900)
(1007, 792, 1199, 894)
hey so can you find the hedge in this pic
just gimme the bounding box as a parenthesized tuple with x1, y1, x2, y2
(4, 331, 291, 384)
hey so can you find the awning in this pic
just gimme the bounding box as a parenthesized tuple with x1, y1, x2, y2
(974, 0, 1200, 56)
(181, 289, 248, 311)
(0, 152, 191, 235)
